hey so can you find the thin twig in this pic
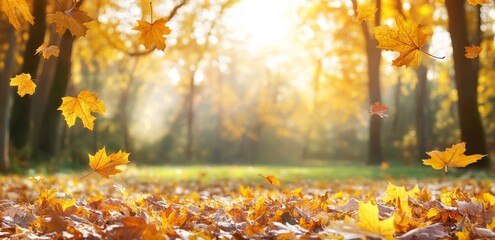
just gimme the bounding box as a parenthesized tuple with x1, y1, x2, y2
(421, 49, 445, 60)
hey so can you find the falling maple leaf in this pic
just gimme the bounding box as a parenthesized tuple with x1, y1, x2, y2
(464, 46, 482, 59)
(373, 17, 428, 68)
(258, 174, 281, 187)
(47, 5, 93, 38)
(58, 90, 105, 130)
(0, 0, 34, 30)
(357, 201, 395, 240)
(356, 2, 377, 23)
(422, 142, 486, 173)
(10, 73, 36, 97)
(368, 101, 389, 118)
(35, 43, 60, 59)
(86, 147, 130, 179)
(133, 17, 171, 51)
(467, 0, 489, 5)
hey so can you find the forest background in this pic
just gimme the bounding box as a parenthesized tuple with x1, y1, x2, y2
(0, 0, 494, 173)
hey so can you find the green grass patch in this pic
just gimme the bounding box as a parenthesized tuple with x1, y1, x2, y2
(129, 163, 467, 183)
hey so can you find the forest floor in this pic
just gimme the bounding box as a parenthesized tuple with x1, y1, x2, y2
(1, 165, 494, 239)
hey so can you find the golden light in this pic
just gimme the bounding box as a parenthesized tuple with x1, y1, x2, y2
(227, 0, 299, 50)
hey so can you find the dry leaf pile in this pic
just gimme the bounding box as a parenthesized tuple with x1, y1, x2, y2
(1, 173, 495, 239)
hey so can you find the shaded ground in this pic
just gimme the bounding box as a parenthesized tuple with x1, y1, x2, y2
(1, 166, 494, 239)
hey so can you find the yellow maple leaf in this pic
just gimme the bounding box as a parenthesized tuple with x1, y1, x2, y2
(58, 90, 105, 130)
(373, 17, 427, 68)
(47, 6, 93, 38)
(10, 73, 36, 97)
(87, 147, 130, 178)
(455, 229, 470, 240)
(422, 142, 486, 173)
(133, 17, 171, 51)
(464, 46, 482, 59)
(0, 0, 34, 30)
(357, 201, 395, 240)
(467, 0, 489, 5)
(35, 43, 60, 59)
(356, 2, 377, 23)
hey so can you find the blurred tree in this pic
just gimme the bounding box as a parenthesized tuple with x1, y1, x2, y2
(9, 0, 47, 150)
(0, 23, 16, 172)
(351, 0, 383, 165)
(445, 0, 490, 168)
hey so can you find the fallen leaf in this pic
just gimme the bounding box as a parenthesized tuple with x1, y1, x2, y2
(28, 176, 45, 183)
(47, 5, 93, 37)
(422, 142, 486, 173)
(467, 0, 489, 5)
(133, 17, 171, 51)
(368, 101, 389, 118)
(87, 147, 130, 179)
(58, 90, 106, 130)
(380, 162, 389, 169)
(373, 17, 427, 67)
(35, 44, 60, 59)
(357, 201, 395, 240)
(356, 2, 377, 23)
(397, 223, 450, 240)
(0, 0, 34, 30)
(10, 73, 36, 97)
(464, 46, 482, 59)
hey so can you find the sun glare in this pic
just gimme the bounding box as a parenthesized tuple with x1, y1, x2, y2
(228, 0, 298, 50)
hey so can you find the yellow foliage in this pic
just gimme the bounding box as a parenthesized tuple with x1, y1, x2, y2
(133, 18, 171, 51)
(10, 73, 36, 97)
(356, 2, 377, 23)
(0, 0, 34, 30)
(87, 147, 130, 179)
(373, 17, 427, 68)
(58, 90, 106, 130)
(357, 201, 395, 240)
(47, 6, 93, 37)
(423, 142, 486, 173)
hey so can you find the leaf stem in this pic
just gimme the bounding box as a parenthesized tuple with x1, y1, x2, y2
(80, 171, 94, 180)
(150, 1, 153, 22)
(421, 49, 445, 60)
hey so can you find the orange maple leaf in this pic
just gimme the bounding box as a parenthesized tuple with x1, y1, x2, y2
(368, 101, 389, 118)
(10, 73, 36, 97)
(133, 17, 171, 51)
(58, 90, 105, 130)
(373, 17, 428, 68)
(86, 147, 130, 179)
(258, 174, 281, 187)
(0, 0, 34, 30)
(36, 43, 60, 59)
(47, 5, 93, 38)
(464, 46, 482, 59)
(356, 2, 377, 23)
(422, 142, 486, 173)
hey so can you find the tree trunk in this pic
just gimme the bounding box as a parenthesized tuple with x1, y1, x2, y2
(9, 0, 47, 149)
(445, 0, 490, 168)
(351, 0, 383, 165)
(185, 71, 196, 162)
(36, 32, 75, 157)
(0, 26, 16, 172)
(415, 61, 430, 159)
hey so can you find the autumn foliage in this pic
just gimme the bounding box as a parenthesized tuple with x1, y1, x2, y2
(0, 0, 494, 238)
